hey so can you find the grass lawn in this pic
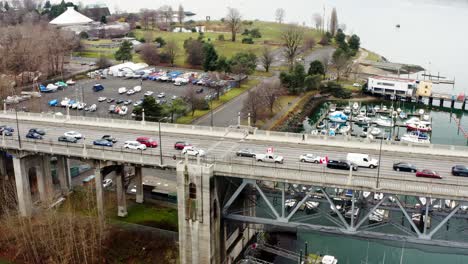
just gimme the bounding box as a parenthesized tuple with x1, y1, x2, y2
(176, 78, 260, 124)
(365, 49, 381, 62)
(338, 80, 362, 92)
(117, 203, 178, 231)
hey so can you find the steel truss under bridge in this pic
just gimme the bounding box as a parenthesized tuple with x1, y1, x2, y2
(222, 178, 468, 249)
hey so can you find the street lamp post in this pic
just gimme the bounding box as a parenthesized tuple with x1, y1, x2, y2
(376, 136, 383, 189)
(210, 99, 213, 127)
(158, 117, 167, 166)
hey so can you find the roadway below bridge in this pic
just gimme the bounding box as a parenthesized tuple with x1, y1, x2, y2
(1, 114, 467, 193)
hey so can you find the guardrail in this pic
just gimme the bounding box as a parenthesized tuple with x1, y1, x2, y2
(2, 136, 468, 200)
(2, 111, 466, 156)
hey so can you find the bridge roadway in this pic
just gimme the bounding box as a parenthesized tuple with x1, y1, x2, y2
(1, 112, 468, 200)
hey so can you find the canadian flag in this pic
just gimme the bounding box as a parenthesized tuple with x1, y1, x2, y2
(320, 156, 329, 164)
(267, 147, 274, 154)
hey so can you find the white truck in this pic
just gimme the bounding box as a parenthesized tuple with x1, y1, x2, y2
(256, 154, 284, 164)
(346, 153, 379, 168)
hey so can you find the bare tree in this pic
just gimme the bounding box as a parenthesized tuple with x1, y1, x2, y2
(184, 86, 204, 116)
(329, 7, 338, 36)
(259, 79, 283, 115)
(332, 48, 350, 81)
(140, 9, 151, 30)
(275, 8, 285, 24)
(242, 89, 264, 126)
(281, 25, 304, 70)
(177, 4, 185, 25)
(225, 7, 242, 42)
(140, 44, 159, 65)
(313, 13, 323, 32)
(165, 39, 179, 66)
(260, 46, 274, 73)
(303, 36, 316, 50)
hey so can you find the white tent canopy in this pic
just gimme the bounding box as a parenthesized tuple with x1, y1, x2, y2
(50, 7, 93, 26)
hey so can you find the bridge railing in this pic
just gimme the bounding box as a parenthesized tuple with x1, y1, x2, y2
(2, 111, 468, 155)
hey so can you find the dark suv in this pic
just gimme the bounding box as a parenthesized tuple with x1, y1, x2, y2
(327, 160, 358, 171)
(452, 165, 468, 177)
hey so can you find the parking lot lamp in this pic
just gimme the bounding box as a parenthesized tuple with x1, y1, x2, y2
(15, 107, 21, 149)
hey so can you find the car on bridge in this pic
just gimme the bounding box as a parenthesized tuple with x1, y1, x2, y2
(26, 131, 43, 140)
(0, 127, 13, 136)
(28, 128, 45, 136)
(64, 131, 83, 139)
(124, 141, 147, 150)
(174, 141, 191, 150)
(136, 137, 158, 148)
(326, 160, 358, 171)
(416, 170, 441, 179)
(102, 135, 117, 143)
(451, 165, 468, 177)
(58, 136, 78, 143)
(0, 125, 14, 133)
(393, 162, 417, 173)
(256, 154, 284, 164)
(182, 146, 206, 157)
(103, 179, 113, 188)
(299, 154, 322, 163)
(93, 139, 113, 147)
(236, 149, 256, 158)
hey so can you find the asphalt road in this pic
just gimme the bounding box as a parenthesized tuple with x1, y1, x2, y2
(2, 118, 468, 187)
(17, 76, 215, 119)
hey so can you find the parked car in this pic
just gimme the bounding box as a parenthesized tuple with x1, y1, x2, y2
(196, 88, 204, 94)
(256, 154, 284, 164)
(93, 84, 104, 92)
(124, 99, 133, 105)
(133, 99, 143, 107)
(236, 149, 256, 158)
(98, 97, 106, 102)
(326, 160, 358, 171)
(174, 141, 191, 150)
(299, 154, 321, 163)
(102, 135, 117, 143)
(26, 132, 42, 140)
(118, 87, 127, 94)
(144, 91, 154, 96)
(64, 131, 83, 139)
(109, 105, 116, 113)
(103, 179, 113, 188)
(28, 128, 45, 135)
(93, 139, 113, 147)
(182, 146, 206, 157)
(58, 136, 77, 143)
(136, 137, 158, 148)
(157, 92, 166, 98)
(106, 98, 115, 103)
(88, 104, 97, 112)
(452, 165, 468, 177)
(416, 170, 441, 179)
(393, 162, 417, 173)
(124, 141, 147, 150)
(127, 89, 135, 95)
(116, 99, 124, 104)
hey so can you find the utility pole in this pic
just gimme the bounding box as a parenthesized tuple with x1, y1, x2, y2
(376, 137, 383, 189)
(15, 108, 21, 149)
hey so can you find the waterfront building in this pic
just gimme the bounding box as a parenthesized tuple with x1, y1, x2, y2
(416, 80, 433, 97)
(367, 76, 418, 97)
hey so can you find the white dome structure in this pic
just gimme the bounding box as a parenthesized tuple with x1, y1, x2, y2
(50, 7, 93, 26)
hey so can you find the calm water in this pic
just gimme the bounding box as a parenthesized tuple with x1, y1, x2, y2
(74, 0, 468, 93)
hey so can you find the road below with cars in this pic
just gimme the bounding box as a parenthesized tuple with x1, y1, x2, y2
(2, 118, 467, 187)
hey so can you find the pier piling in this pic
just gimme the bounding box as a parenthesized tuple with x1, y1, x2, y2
(440, 99, 444, 107)
(451, 100, 455, 109)
(429, 97, 433, 106)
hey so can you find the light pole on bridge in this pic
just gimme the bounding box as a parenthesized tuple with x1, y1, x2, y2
(376, 136, 383, 189)
(158, 117, 168, 166)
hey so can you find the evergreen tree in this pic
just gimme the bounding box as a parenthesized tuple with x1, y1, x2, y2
(4, 1, 9, 11)
(114, 41, 133, 62)
(308, 60, 325, 76)
(100, 15, 107, 24)
(44, 0, 51, 8)
(202, 43, 218, 72)
(348, 34, 361, 51)
(133, 97, 164, 122)
(335, 29, 346, 45)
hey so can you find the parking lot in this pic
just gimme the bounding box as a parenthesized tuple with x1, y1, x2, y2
(18, 74, 217, 119)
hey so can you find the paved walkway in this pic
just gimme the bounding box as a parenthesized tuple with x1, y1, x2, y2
(260, 95, 302, 130)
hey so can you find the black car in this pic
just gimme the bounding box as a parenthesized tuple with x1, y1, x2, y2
(26, 132, 42, 140)
(327, 160, 358, 171)
(102, 135, 117, 143)
(196, 88, 204, 94)
(58, 136, 77, 143)
(116, 99, 125, 104)
(236, 149, 256, 158)
(106, 98, 115, 103)
(452, 165, 468, 177)
(0, 127, 12, 136)
(29, 128, 46, 136)
(393, 162, 417, 173)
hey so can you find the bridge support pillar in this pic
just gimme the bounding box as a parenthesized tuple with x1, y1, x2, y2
(0, 152, 8, 180)
(135, 166, 144, 204)
(116, 166, 128, 217)
(94, 161, 105, 222)
(440, 98, 444, 107)
(36, 155, 54, 203)
(462, 100, 466, 111)
(451, 100, 455, 109)
(13, 156, 33, 217)
(176, 162, 221, 264)
(429, 97, 433, 106)
(57, 156, 70, 195)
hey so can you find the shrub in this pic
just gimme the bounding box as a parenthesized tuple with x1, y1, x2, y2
(155, 37, 166, 47)
(135, 25, 141, 29)
(127, 32, 135, 38)
(242, 37, 254, 44)
(139, 37, 146, 43)
(159, 52, 171, 63)
(218, 34, 225, 41)
(249, 28, 262, 38)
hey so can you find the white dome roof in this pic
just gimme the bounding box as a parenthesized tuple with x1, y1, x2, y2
(50, 7, 93, 26)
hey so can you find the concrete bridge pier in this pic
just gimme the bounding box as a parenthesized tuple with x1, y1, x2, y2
(36, 155, 54, 203)
(451, 100, 455, 109)
(56, 156, 71, 195)
(429, 97, 433, 106)
(176, 161, 222, 264)
(0, 152, 8, 180)
(135, 166, 144, 204)
(440, 98, 444, 107)
(94, 160, 105, 222)
(12, 155, 33, 217)
(116, 165, 128, 217)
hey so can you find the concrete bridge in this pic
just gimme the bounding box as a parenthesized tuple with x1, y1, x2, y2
(1, 111, 468, 263)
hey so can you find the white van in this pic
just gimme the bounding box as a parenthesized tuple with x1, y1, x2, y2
(346, 153, 379, 168)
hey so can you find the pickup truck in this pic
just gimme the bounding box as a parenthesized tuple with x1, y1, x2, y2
(256, 154, 284, 164)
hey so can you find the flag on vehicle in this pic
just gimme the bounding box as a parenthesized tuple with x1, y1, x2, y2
(267, 147, 274, 154)
(320, 156, 329, 164)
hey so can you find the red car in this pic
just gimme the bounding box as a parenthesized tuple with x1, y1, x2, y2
(416, 170, 442, 179)
(174, 141, 191, 150)
(136, 137, 158, 148)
